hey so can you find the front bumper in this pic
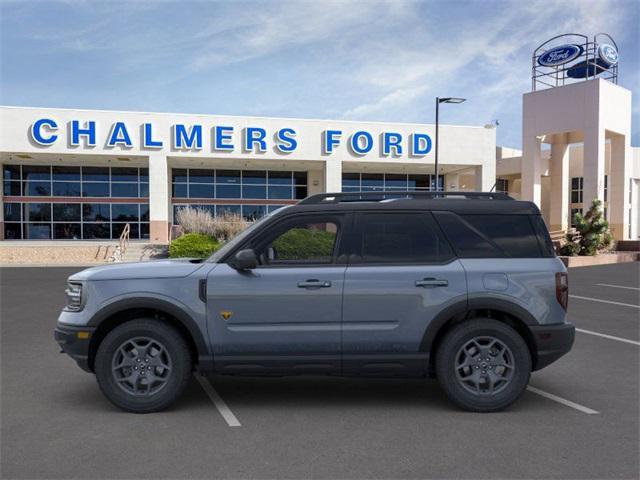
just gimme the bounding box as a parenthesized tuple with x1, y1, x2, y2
(530, 322, 575, 371)
(54, 324, 95, 373)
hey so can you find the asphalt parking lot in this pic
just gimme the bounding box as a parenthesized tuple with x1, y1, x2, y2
(1, 263, 638, 479)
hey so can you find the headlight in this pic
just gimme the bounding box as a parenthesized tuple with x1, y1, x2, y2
(64, 282, 84, 311)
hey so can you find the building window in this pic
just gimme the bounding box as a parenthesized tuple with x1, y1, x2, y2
(496, 178, 509, 194)
(2, 164, 149, 240)
(341, 173, 444, 192)
(570, 177, 583, 204)
(170, 168, 306, 223)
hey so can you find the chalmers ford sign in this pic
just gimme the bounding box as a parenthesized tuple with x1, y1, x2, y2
(29, 118, 434, 157)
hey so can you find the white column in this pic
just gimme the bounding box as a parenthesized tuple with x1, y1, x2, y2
(323, 159, 342, 193)
(582, 126, 606, 209)
(522, 135, 543, 206)
(549, 136, 570, 232)
(307, 169, 324, 195)
(474, 158, 495, 192)
(445, 172, 460, 191)
(609, 134, 631, 240)
(148, 153, 170, 244)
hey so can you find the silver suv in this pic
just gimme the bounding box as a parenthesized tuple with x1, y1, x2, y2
(55, 191, 574, 413)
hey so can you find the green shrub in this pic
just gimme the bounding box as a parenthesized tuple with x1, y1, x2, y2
(559, 199, 614, 256)
(169, 233, 220, 259)
(272, 228, 336, 260)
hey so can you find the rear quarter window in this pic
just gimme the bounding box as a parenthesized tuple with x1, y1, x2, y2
(434, 212, 545, 258)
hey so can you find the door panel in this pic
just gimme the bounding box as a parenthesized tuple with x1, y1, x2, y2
(342, 262, 467, 374)
(205, 212, 349, 374)
(341, 211, 467, 375)
(207, 264, 345, 373)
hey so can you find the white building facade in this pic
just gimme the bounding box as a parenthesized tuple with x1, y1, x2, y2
(0, 106, 496, 244)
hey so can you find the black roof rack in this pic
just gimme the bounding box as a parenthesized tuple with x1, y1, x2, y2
(298, 191, 513, 205)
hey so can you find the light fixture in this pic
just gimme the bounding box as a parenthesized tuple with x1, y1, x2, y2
(438, 97, 466, 104)
(435, 96, 467, 193)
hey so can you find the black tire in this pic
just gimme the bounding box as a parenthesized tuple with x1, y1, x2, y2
(435, 318, 531, 412)
(95, 319, 192, 413)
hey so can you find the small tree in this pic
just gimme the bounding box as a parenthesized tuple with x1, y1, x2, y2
(560, 199, 613, 256)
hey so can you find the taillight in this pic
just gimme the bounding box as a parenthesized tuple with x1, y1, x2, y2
(555, 272, 569, 311)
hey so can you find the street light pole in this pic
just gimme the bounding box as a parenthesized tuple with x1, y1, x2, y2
(435, 97, 440, 192)
(434, 96, 466, 193)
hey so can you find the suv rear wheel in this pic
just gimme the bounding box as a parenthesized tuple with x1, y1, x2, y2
(435, 318, 531, 412)
(95, 319, 192, 413)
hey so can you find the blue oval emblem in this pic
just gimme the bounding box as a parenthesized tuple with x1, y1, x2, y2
(598, 44, 618, 66)
(538, 44, 583, 67)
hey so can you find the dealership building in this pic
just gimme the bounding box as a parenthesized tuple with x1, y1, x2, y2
(0, 107, 497, 244)
(0, 34, 638, 246)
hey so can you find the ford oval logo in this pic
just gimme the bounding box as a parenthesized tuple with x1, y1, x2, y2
(598, 44, 618, 66)
(538, 44, 583, 67)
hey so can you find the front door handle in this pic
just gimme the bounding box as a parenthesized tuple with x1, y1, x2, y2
(415, 278, 448, 288)
(297, 279, 332, 289)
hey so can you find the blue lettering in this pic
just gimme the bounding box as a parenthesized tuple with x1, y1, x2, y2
(71, 120, 96, 147)
(214, 126, 234, 151)
(350, 131, 373, 155)
(244, 127, 267, 152)
(383, 132, 403, 156)
(143, 123, 163, 148)
(30, 118, 58, 145)
(323, 130, 342, 154)
(275, 128, 297, 153)
(173, 124, 203, 149)
(107, 122, 133, 147)
(411, 133, 432, 156)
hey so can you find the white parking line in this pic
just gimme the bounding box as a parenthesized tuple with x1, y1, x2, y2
(576, 327, 640, 346)
(595, 283, 640, 291)
(526, 386, 599, 415)
(569, 294, 640, 309)
(195, 373, 242, 427)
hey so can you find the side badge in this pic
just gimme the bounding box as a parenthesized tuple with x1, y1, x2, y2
(220, 310, 233, 321)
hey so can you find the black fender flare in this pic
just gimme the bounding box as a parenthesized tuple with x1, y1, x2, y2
(87, 296, 211, 367)
(419, 296, 538, 353)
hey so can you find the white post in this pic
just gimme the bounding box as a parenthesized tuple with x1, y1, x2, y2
(324, 159, 342, 193)
(148, 153, 170, 244)
(582, 126, 606, 210)
(549, 135, 570, 232)
(522, 135, 543, 206)
(473, 165, 493, 192)
(609, 134, 631, 240)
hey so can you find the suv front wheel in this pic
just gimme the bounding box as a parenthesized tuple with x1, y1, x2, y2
(95, 319, 192, 413)
(435, 318, 531, 412)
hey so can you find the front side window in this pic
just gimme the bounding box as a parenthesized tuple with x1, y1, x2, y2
(356, 212, 453, 264)
(257, 217, 340, 265)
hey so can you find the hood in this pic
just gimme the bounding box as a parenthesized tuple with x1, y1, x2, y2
(69, 258, 207, 281)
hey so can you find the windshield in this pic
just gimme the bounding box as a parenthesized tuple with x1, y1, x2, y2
(207, 207, 290, 263)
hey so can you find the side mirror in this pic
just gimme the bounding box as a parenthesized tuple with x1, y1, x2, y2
(231, 249, 258, 271)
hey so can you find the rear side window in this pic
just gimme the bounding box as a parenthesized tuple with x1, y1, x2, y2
(530, 215, 555, 257)
(462, 215, 542, 257)
(434, 212, 544, 258)
(433, 212, 500, 258)
(356, 212, 454, 264)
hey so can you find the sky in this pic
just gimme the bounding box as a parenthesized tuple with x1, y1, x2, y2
(1, 0, 638, 148)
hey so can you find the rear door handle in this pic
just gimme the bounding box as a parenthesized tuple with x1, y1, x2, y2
(297, 279, 332, 289)
(415, 278, 448, 288)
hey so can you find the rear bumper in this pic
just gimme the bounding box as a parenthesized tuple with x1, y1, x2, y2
(530, 322, 575, 371)
(54, 324, 95, 373)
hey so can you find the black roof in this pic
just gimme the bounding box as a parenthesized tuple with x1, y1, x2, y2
(277, 191, 541, 216)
